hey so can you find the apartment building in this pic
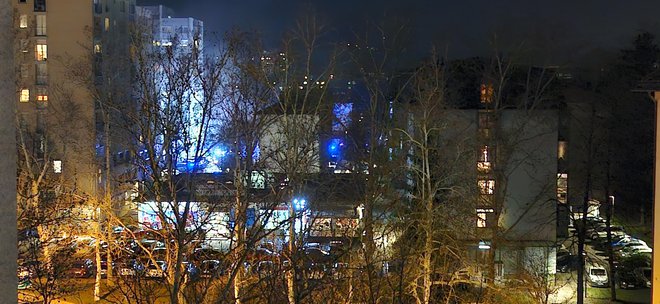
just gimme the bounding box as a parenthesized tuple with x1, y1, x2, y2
(14, 0, 135, 217)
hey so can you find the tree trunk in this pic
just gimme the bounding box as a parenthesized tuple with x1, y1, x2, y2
(94, 205, 102, 301)
(104, 112, 114, 282)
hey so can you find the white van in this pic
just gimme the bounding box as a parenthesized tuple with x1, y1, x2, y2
(587, 264, 609, 287)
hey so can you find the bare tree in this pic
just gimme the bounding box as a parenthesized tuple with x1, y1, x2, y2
(110, 27, 229, 303)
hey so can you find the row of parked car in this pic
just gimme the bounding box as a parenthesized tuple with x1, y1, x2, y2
(107, 238, 352, 282)
(558, 215, 653, 289)
(584, 216, 653, 261)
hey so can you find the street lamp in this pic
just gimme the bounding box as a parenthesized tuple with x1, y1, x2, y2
(293, 198, 306, 211)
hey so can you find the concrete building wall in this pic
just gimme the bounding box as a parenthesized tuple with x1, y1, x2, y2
(15, 0, 96, 196)
(499, 110, 558, 242)
(442, 109, 558, 277)
(260, 114, 321, 174)
(0, 0, 17, 299)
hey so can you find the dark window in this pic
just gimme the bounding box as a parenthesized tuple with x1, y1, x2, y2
(19, 0, 27, 3)
(36, 63, 47, 85)
(94, 0, 102, 14)
(478, 111, 495, 129)
(34, 0, 46, 12)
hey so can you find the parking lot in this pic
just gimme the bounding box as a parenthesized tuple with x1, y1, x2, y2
(553, 215, 652, 304)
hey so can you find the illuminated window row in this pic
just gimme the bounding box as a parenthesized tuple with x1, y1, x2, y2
(18, 14, 46, 35)
(18, 88, 48, 103)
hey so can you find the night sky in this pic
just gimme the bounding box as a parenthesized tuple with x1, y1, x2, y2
(139, 0, 660, 64)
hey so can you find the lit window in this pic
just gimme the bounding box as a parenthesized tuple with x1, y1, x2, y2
(478, 179, 495, 195)
(20, 89, 29, 103)
(35, 42, 47, 61)
(558, 141, 567, 160)
(36, 87, 47, 102)
(94, 43, 102, 54)
(477, 145, 493, 172)
(36, 15, 46, 35)
(19, 14, 28, 28)
(53, 160, 62, 173)
(480, 83, 494, 103)
(104, 18, 110, 31)
(476, 208, 494, 227)
(557, 173, 568, 204)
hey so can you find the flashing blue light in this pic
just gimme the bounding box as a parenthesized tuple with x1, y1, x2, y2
(327, 138, 342, 158)
(293, 198, 307, 211)
(212, 147, 228, 159)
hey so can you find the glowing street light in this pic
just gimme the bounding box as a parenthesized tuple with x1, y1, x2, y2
(293, 198, 306, 211)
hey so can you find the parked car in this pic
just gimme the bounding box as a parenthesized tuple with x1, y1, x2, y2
(245, 247, 280, 272)
(614, 240, 649, 252)
(118, 259, 145, 277)
(99, 260, 115, 278)
(612, 235, 637, 247)
(191, 248, 222, 262)
(586, 264, 609, 287)
(302, 247, 333, 280)
(634, 267, 652, 288)
(556, 253, 578, 273)
(592, 226, 626, 240)
(593, 234, 629, 251)
(145, 260, 166, 278)
(198, 259, 225, 278)
(66, 259, 95, 278)
(17, 263, 33, 290)
(616, 270, 642, 289)
(619, 246, 653, 258)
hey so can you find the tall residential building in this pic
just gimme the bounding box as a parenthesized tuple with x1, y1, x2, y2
(136, 5, 203, 51)
(15, 0, 95, 197)
(14, 0, 135, 214)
